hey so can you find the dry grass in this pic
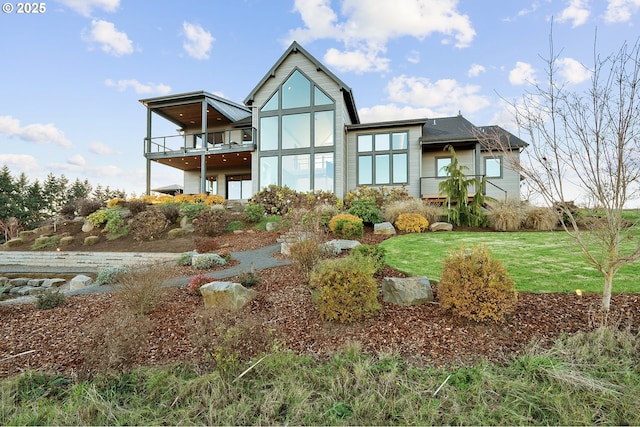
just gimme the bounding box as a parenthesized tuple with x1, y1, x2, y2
(114, 263, 175, 316)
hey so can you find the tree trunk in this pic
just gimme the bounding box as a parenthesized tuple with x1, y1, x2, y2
(602, 270, 613, 313)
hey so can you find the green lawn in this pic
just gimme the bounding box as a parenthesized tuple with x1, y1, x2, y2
(379, 230, 640, 294)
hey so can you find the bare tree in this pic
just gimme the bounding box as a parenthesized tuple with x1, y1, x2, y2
(480, 32, 640, 315)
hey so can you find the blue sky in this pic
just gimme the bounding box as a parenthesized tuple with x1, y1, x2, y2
(1, 0, 638, 197)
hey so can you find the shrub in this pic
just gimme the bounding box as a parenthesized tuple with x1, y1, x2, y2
(438, 244, 517, 322)
(104, 214, 129, 240)
(244, 202, 266, 223)
(80, 309, 151, 376)
(177, 252, 195, 266)
(487, 199, 526, 231)
(130, 209, 169, 241)
(290, 237, 328, 282)
(59, 203, 76, 218)
(205, 194, 225, 206)
(553, 201, 582, 226)
(193, 208, 230, 236)
(158, 203, 180, 224)
(179, 202, 208, 220)
(343, 186, 385, 209)
(303, 190, 340, 210)
(96, 265, 128, 285)
(350, 244, 386, 274)
(250, 184, 305, 215)
(127, 199, 148, 217)
(310, 257, 380, 323)
(525, 206, 559, 231)
(193, 253, 227, 269)
(188, 308, 276, 376)
(187, 274, 210, 295)
(194, 237, 219, 253)
(77, 199, 102, 217)
(328, 213, 363, 238)
(238, 269, 261, 287)
(382, 198, 442, 224)
(31, 235, 60, 250)
(225, 220, 245, 232)
(115, 264, 174, 316)
(107, 197, 125, 208)
(395, 213, 429, 233)
(348, 199, 384, 225)
(86, 209, 112, 226)
(34, 289, 66, 310)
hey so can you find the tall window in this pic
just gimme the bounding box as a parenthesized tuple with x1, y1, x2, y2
(484, 156, 502, 178)
(357, 131, 409, 186)
(436, 157, 452, 177)
(258, 69, 335, 191)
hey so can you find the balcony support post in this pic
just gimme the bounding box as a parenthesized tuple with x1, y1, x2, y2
(200, 100, 208, 193)
(145, 107, 153, 195)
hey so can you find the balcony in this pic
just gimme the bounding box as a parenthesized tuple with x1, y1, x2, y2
(145, 128, 255, 171)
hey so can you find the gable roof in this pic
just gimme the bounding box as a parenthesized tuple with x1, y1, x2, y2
(243, 41, 360, 124)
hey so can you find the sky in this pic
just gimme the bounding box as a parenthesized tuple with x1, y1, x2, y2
(1, 0, 639, 198)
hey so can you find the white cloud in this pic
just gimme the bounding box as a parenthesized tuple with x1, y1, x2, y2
(105, 78, 171, 95)
(182, 22, 214, 60)
(324, 45, 390, 73)
(83, 19, 133, 57)
(0, 154, 39, 172)
(288, 0, 476, 73)
(384, 75, 491, 115)
(557, 57, 591, 84)
(57, 0, 119, 17)
(0, 115, 72, 147)
(556, 0, 591, 27)
(67, 154, 86, 166)
(468, 63, 486, 77)
(89, 142, 114, 155)
(509, 61, 536, 85)
(604, 0, 640, 23)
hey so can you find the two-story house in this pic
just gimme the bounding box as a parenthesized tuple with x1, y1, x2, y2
(140, 42, 527, 202)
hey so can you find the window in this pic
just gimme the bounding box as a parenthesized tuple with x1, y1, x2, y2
(357, 131, 408, 186)
(436, 157, 451, 177)
(258, 68, 335, 192)
(484, 156, 502, 178)
(282, 154, 311, 192)
(282, 113, 310, 149)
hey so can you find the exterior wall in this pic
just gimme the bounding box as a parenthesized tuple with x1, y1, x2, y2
(420, 149, 476, 197)
(250, 52, 350, 198)
(184, 165, 252, 196)
(481, 151, 521, 201)
(346, 124, 423, 198)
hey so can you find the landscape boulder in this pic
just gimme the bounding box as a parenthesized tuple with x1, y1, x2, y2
(429, 222, 453, 232)
(374, 222, 396, 235)
(69, 274, 94, 291)
(200, 281, 256, 310)
(322, 239, 361, 255)
(81, 220, 94, 233)
(83, 235, 100, 246)
(381, 276, 433, 306)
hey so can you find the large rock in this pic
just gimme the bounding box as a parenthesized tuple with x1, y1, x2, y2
(429, 222, 453, 232)
(41, 278, 66, 288)
(381, 276, 433, 306)
(200, 281, 256, 310)
(81, 220, 95, 233)
(322, 239, 361, 255)
(69, 274, 94, 291)
(374, 222, 396, 235)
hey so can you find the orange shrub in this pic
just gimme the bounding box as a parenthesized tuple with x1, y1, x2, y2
(395, 213, 429, 233)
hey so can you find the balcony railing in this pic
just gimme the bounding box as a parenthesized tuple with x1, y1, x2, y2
(145, 128, 255, 155)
